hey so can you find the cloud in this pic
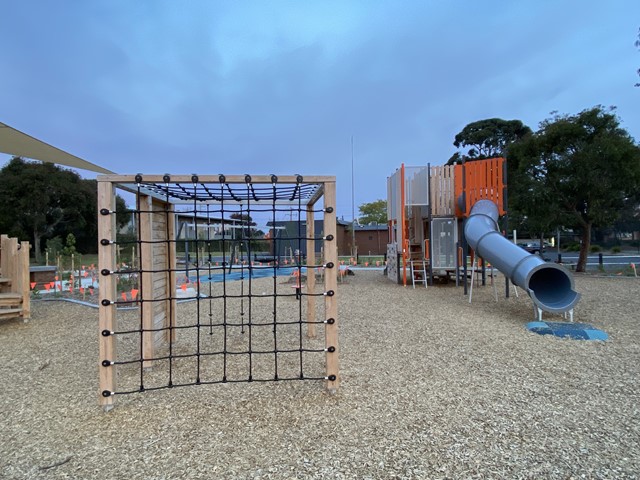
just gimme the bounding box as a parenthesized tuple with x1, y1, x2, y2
(1, 0, 639, 213)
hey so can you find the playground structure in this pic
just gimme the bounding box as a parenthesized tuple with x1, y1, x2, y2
(387, 157, 580, 319)
(0, 235, 30, 321)
(97, 174, 338, 410)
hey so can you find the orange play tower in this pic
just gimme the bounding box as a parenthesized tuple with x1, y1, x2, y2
(386, 157, 506, 286)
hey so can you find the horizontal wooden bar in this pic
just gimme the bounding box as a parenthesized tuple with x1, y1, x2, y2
(97, 175, 336, 184)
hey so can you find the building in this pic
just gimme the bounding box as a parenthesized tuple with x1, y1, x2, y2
(343, 223, 389, 256)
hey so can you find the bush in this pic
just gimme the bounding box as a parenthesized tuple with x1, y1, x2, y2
(566, 243, 581, 252)
(590, 244, 601, 253)
(46, 236, 64, 258)
(611, 246, 622, 254)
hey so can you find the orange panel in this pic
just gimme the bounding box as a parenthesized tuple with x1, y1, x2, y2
(454, 164, 464, 217)
(455, 157, 506, 218)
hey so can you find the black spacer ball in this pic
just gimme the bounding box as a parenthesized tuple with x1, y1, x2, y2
(296, 174, 303, 183)
(101, 330, 111, 337)
(325, 206, 334, 213)
(163, 174, 171, 183)
(244, 174, 252, 183)
(326, 318, 335, 324)
(270, 174, 278, 183)
(219, 174, 226, 183)
(100, 239, 110, 246)
(101, 299, 111, 306)
(135, 174, 143, 183)
(327, 346, 336, 353)
(101, 360, 111, 367)
(99, 208, 110, 216)
(191, 174, 199, 183)
(326, 290, 335, 297)
(328, 375, 337, 381)
(101, 269, 110, 276)
(101, 390, 112, 397)
(325, 234, 334, 241)
(326, 262, 334, 269)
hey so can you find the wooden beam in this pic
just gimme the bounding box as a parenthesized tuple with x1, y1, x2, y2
(306, 205, 316, 338)
(97, 174, 336, 184)
(19, 241, 30, 320)
(307, 183, 325, 207)
(166, 202, 177, 344)
(98, 181, 117, 411)
(323, 181, 339, 392)
(139, 194, 154, 369)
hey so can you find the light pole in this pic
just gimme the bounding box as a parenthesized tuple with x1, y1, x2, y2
(351, 135, 356, 258)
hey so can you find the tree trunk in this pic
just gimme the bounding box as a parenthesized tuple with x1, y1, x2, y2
(33, 231, 42, 264)
(576, 222, 592, 272)
(33, 231, 42, 263)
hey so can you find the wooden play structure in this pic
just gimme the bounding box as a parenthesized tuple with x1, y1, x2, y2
(387, 158, 506, 286)
(97, 174, 339, 410)
(0, 234, 31, 321)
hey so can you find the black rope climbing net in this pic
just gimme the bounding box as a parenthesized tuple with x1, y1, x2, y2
(99, 174, 337, 400)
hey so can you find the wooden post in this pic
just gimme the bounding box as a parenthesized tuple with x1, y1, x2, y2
(306, 205, 316, 338)
(323, 181, 339, 391)
(166, 203, 177, 344)
(98, 180, 117, 411)
(71, 253, 75, 277)
(139, 195, 154, 369)
(0, 235, 11, 285)
(19, 241, 30, 321)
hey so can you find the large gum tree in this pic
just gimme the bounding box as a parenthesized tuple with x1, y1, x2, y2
(508, 106, 640, 272)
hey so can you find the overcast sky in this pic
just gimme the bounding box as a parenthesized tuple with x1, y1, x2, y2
(1, 1, 639, 217)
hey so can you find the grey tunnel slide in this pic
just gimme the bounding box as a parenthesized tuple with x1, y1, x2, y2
(464, 200, 580, 316)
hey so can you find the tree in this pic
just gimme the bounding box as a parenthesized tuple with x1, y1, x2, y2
(0, 157, 128, 261)
(0, 158, 89, 262)
(229, 212, 264, 248)
(358, 200, 387, 224)
(508, 106, 640, 272)
(447, 118, 532, 165)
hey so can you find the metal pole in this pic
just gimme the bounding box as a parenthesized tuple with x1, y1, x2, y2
(351, 135, 356, 257)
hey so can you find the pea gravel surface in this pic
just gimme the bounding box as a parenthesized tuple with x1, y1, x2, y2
(1, 271, 638, 479)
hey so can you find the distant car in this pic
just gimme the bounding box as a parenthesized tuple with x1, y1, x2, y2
(517, 241, 549, 254)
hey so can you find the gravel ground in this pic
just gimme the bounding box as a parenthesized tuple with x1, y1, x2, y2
(1, 271, 639, 479)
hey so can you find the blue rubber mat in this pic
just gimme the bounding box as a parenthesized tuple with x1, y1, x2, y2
(188, 266, 298, 284)
(527, 321, 608, 340)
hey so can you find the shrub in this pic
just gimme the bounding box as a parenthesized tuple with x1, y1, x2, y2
(611, 246, 622, 254)
(566, 243, 581, 252)
(46, 236, 64, 258)
(590, 244, 601, 253)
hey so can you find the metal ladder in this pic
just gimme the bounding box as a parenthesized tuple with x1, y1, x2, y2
(410, 260, 428, 288)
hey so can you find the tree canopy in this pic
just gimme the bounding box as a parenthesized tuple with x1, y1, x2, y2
(508, 106, 640, 271)
(446, 118, 532, 165)
(0, 157, 128, 262)
(358, 199, 387, 224)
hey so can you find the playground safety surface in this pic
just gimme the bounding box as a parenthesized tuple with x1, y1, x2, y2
(1, 271, 637, 479)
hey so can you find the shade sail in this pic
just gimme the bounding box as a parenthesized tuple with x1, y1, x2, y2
(0, 121, 114, 174)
